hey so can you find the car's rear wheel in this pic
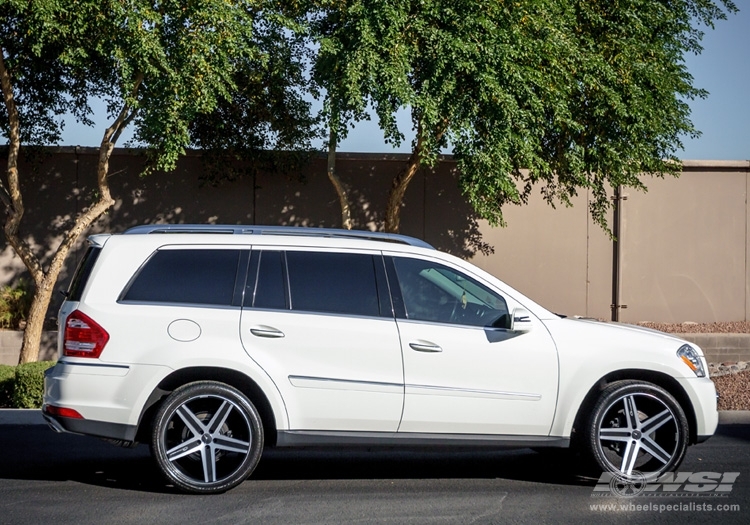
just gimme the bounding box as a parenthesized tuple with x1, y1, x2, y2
(585, 380, 689, 481)
(151, 381, 263, 494)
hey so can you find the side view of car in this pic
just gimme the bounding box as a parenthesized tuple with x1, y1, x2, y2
(43, 225, 717, 493)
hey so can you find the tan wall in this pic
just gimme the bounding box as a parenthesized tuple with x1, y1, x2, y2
(619, 163, 749, 323)
(1, 148, 748, 324)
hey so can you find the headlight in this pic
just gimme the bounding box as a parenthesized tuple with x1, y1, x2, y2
(677, 344, 706, 377)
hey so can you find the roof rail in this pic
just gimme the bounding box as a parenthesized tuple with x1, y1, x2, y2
(123, 224, 435, 249)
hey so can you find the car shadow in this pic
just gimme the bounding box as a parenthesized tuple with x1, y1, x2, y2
(256, 446, 593, 485)
(1, 424, 598, 494)
(715, 423, 750, 444)
(11, 424, 746, 494)
(253, 446, 599, 489)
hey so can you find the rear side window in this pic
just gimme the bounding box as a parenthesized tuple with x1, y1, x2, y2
(67, 246, 102, 301)
(121, 249, 242, 306)
(286, 251, 381, 317)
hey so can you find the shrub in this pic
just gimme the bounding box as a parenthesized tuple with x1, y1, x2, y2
(0, 364, 14, 408)
(0, 280, 33, 330)
(12, 361, 55, 408)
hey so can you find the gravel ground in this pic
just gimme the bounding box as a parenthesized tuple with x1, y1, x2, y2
(712, 371, 750, 411)
(636, 321, 750, 410)
(637, 321, 750, 333)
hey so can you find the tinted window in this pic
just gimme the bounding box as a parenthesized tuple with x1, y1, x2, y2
(122, 249, 241, 306)
(286, 252, 380, 317)
(67, 247, 101, 301)
(392, 257, 509, 327)
(247, 250, 287, 309)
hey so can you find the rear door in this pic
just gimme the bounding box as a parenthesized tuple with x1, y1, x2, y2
(239, 249, 404, 431)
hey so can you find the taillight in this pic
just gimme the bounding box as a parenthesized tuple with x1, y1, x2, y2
(44, 404, 84, 419)
(63, 310, 109, 358)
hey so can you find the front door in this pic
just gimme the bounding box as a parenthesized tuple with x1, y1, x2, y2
(387, 255, 559, 436)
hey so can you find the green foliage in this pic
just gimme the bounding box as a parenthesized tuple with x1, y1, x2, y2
(0, 0, 99, 144)
(189, 2, 322, 183)
(11, 361, 54, 409)
(1, 0, 305, 173)
(118, 0, 265, 174)
(0, 280, 32, 330)
(0, 364, 14, 408)
(313, 0, 738, 231)
(0, 361, 55, 408)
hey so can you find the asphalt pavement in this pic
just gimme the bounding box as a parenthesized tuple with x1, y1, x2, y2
(1, 409, 749, 525)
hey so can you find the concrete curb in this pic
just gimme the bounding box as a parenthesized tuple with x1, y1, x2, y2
(717, 411, 750, 425)
(0, 408, 46, 425)
(681, 333, 750, 364)
(3, 408, 750, 426)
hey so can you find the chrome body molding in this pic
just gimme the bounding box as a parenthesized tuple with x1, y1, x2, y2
(405, 384, 542, 401)
(58, 360, 130, 370)
(288, 375, 403, 394)
(287, 375, 541, 401)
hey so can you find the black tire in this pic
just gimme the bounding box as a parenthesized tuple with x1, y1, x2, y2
(585, 380, 689, 481)
(151, 381, 264, 494)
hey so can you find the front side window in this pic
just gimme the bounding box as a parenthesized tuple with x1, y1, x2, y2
(392, 257, 509, 328)
(286, 251, 381, 317)
(121, 249, 241, 306)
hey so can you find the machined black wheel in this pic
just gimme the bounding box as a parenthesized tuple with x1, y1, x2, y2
(586, 380, 689, 480)
(151, 381, 263, 494)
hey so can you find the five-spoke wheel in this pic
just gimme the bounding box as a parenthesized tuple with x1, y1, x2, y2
(586, 380, 689, 480)
(151, 381, 263, 494)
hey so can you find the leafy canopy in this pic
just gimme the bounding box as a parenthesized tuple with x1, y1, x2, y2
(189, 2, 320, 179)
(313, 0, 738, 229)
(1, 0, 275, 173)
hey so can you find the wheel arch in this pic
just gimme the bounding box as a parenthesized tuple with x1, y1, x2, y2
(570, 369, 699, 446)
(135, 366, 279, 446)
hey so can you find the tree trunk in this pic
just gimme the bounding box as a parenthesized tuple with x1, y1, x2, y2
(384, 152, 421, 234)
(19, 273, 55, 362)
(384, 119, 448, 234)
(327, 127, 352, 230)
(9, 73, 140, 363)
(384, 121, 427, 234)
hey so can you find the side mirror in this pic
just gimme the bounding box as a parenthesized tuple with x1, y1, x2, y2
(510, 307, 533, 333)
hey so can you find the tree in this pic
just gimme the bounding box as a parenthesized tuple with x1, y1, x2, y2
(0, 0, 274, 363)
(189, 5, 321, 185)
(312, 0, 738, 233)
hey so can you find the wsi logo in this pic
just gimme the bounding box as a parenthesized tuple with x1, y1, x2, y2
(592, 471, 740, 498)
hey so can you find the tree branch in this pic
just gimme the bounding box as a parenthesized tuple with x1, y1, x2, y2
(99, 73, 143, 191)
(0, 45, 45, 283)
(0, 46, 22, 224)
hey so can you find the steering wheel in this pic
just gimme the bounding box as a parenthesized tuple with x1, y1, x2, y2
(449, 297, 462, 323)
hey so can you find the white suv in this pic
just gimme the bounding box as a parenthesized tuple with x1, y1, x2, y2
(43, 225, 717, 493)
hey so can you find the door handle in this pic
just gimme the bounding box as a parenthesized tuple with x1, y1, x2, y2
(409, 341, 443, 353)
(250, 326, 285, 338)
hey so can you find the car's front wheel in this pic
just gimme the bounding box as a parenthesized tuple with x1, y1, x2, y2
(585, 380, 689, 481)
(151, 381, 264, 494)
